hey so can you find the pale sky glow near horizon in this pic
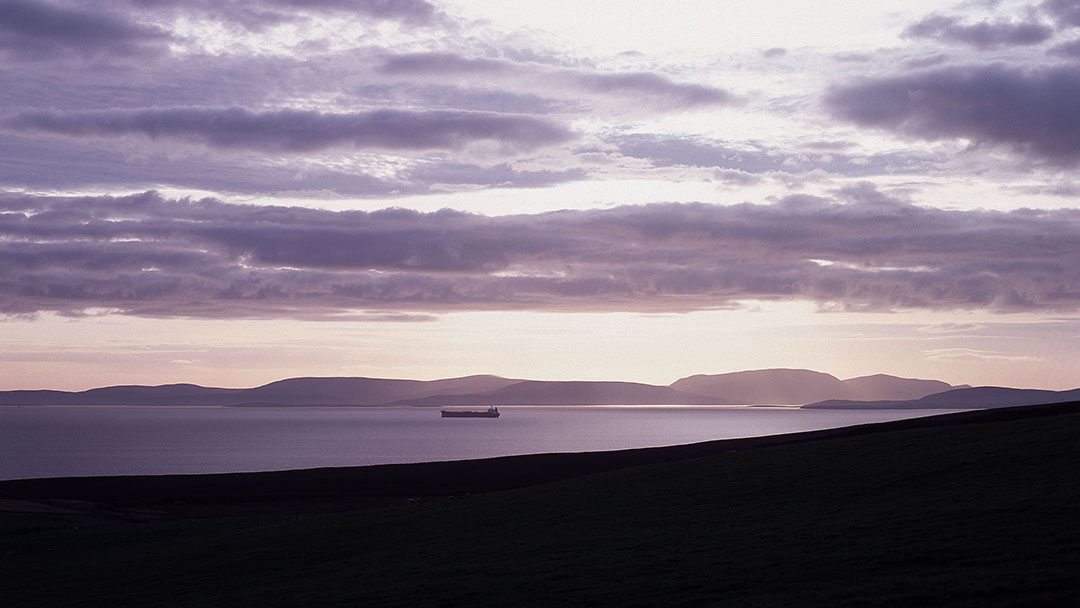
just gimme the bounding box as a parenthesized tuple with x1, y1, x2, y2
(2, 0, 1080, 391)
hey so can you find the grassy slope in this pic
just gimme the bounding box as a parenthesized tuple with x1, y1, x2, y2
(3, 406, 1080, 607)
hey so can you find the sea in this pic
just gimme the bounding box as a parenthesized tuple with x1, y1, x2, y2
(0, 405, 950, 481)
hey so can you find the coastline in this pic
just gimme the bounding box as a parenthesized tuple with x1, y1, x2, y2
(3, 401, 1076, 519)
(3, 399, 1079, 606)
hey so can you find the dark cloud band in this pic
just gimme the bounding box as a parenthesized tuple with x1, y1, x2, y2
(826, 63, 1080, 164)
(2, 189, 1078, 319)
(0, 0, 172, 59)
(6, 107, 574, 153)
(903, 14, 1054, 49)
(377, 52, 734, 110)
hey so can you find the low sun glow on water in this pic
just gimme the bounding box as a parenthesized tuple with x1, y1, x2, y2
(0, 405, 946, 481)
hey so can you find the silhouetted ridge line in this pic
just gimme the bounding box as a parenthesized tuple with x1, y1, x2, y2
(0, 368, 971, 406)
(806, 386, 1080, 409)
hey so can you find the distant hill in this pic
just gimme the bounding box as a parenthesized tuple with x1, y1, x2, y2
(0, 384, 247, 407)
(392, 381, 729, 406)
(668, 369, 954, 405)
(842, 374, 953, 401)
(670, 369, 849, 404)
(805, 386, 1080, 410)
(244, 375, 520, 406)
(0, 375, 521, 407)
(0, 369, 966, 407)
(0, 376, 719, 407)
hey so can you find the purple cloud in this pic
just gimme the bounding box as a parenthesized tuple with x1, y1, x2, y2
(833, 53, 873, 63)
(0, 0, 172, 60)
(1043, 0, 1080, 28)
(264, 0, 437, 22)
(369, 84, 569, 115)
(903, 53, 950, 69)
(712, 169, 762, 186)
(2, 189, 1079, 319)
(802, 140, 856, 151)
(0, 133, 398, 195)
(570, 71, 731, 108)
(903, 14, 1054, 49)
(612, 133, 940, 177)
(124, 0, 440, 30)
(1050, 37, 1080, 57)
(404, 162, 589, 190)
(6, 107, 574, 153)
(379, 52, 511, 75)
(376, 52, 733, 110)
(0, 132, 589, 196)
(826, 63, 1080, 164)
(0, 52, 311, 113)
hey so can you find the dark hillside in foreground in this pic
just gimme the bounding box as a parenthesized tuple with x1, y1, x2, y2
(2, 402, 1079, 606)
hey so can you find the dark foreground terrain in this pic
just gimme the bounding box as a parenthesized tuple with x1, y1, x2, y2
(2, 402, 1079, 606)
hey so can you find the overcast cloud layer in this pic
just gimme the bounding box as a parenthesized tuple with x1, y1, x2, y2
(2, 0, 1080, 321)
(2, 188, 1078, 319)
(1, 0, 1078, 202)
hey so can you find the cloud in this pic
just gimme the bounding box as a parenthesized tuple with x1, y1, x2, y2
(802, 140, 856, 151)
(0, 51, 314, 113)
(833, 53, 873, 63)
(903, 14, 1054, 49)
(570, 71, 731, 108)
(1043, 0, 1080, 28)
(712, 169, 762, 185)
(903, 53, 950, 68)
(915, 323, 986, 335)
(0, 133, 401, 195)
(1014, 181, 1080, 197)
(612, 133, 940, 177)
(6, 107, 574, 153)
(922, 347, 1042, 363)
(611, 135, 781, 171)
(405, 162, 589, 190)
(376, 52, 733, 111)
(2, 188, 1079, 319)
(0, 133, 588, 196)
(118, 0, 441, 30)
(826, 63, 1080, 164)
(0, 0, 172, 60)
(379, 52, 511, 75)
(1049, 37, 1080, 57)
(263, 0, 438, 23)
(371, 84, 569, 115)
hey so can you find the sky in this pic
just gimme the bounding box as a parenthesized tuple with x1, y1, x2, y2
(2, 0, 1080, 391)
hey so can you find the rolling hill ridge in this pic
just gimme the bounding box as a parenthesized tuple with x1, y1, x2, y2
(0, 368, 965, 407)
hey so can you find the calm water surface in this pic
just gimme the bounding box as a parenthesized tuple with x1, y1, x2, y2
(0, 405, 950, 480)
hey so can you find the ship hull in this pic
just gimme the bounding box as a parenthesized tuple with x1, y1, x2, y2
(441, 410, 500, 418)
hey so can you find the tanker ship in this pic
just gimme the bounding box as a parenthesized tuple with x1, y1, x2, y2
(440, 406, 501, 418)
